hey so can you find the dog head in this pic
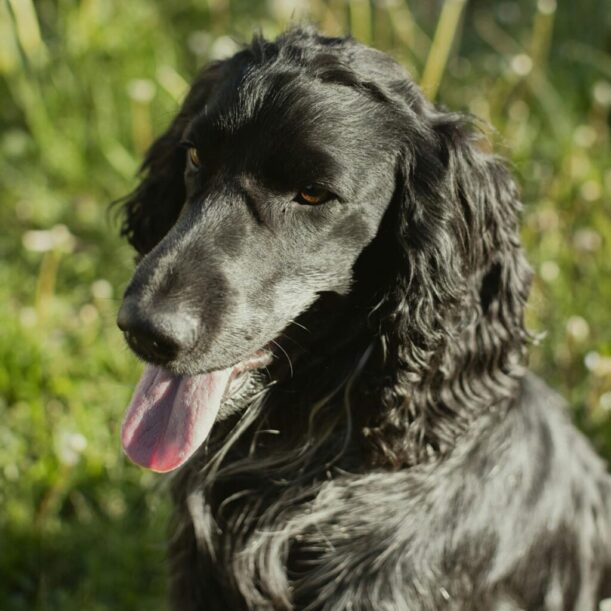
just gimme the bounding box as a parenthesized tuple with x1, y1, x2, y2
(117, 28, 531, 471)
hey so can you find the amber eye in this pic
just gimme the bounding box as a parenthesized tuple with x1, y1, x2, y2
(187, 147, 201, 168)
(294, 185, 332, 206)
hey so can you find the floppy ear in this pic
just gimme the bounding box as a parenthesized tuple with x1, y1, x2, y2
(396, 113, 532, 371)
(118, 61, 227, 255)
(368, 111, 532, 465)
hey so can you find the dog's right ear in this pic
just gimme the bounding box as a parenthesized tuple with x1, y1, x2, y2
(118, 61, 228, 255)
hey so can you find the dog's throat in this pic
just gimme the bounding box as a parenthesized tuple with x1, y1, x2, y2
(121, 365, 233, 472)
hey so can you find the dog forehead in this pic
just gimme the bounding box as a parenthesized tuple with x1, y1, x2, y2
(187, 68, 396, 192)
(194, 64, 386, 145)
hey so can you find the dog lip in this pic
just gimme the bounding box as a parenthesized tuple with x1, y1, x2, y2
(177, 345, 274, 378)
(232, 347, 273, 376)
(124, 331, 275, 377)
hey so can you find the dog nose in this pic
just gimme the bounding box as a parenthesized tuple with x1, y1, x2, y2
(117, 298, 199, 364)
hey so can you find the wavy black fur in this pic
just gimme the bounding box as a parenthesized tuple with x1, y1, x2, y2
(117, 27, 611, 610)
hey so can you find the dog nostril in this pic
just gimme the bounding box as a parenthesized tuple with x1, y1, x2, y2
(124, 325, 182, 363)
(118, 299, 199, 364)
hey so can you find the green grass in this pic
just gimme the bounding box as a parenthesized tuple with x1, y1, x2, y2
(0, 0, 609, 608)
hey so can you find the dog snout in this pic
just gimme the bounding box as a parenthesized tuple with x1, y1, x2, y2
(117, 297, 199, 364)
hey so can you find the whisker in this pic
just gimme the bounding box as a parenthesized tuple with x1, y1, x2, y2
(288, 319, 310, 333)
(270, 339, 294, 378)
(279, 332, 307, 353)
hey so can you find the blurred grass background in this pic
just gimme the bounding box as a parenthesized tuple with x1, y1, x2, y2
(0, 0, 609, 608)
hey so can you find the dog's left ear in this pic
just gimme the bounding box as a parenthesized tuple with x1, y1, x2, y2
(383, 111, 532, 384)
(118, 61, 228, 255)
(365, 111, 533, 465)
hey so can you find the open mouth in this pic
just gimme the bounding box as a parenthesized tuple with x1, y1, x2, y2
(120, 347, 273, 472)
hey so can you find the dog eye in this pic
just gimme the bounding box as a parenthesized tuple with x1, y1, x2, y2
(187, 147, 201, 169)
(294, 185, 332, 206)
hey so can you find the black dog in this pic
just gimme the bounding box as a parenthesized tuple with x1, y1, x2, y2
(116, 27, 611, 610)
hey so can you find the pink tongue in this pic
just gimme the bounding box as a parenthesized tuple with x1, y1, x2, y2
(121, 365, 233, 472)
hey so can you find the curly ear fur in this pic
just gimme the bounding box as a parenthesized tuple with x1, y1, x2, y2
(365, 111, 533, 467)
(118, 61, 229, 254)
